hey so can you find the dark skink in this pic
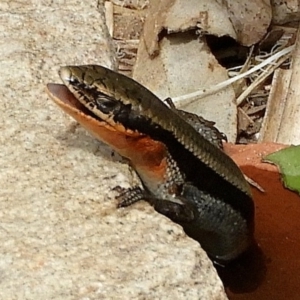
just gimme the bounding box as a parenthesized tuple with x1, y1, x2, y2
(46, 65, 255, 263)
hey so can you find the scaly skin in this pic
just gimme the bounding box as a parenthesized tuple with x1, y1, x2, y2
(46, 65, 255, 263)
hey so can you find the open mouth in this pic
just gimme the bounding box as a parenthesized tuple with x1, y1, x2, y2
(46, 81, 145, 153)
(46, 83, 104, 123)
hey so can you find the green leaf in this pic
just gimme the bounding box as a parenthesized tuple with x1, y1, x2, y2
(264, 145, 300, 194)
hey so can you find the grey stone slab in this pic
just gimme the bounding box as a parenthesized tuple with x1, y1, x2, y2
(0, 1, 227, 299)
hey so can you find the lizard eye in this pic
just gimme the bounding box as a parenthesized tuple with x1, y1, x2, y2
(95, 96, 118, 114)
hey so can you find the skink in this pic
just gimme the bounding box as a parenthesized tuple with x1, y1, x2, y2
(47, 65, 255, 263)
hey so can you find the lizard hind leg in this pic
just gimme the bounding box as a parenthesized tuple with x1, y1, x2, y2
(149, 198, 198, 223)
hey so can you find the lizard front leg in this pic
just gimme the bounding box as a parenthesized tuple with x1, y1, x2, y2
(116, 185, 198, 223)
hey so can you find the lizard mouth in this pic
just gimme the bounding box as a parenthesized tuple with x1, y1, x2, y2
(46, 83, 105, 124)
(47, 83, 141, 138)
(46, 83, 147, 152)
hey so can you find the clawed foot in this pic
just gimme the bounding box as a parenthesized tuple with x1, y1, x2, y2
(113, 185, 197, 223)
(113, 186, 145, 208)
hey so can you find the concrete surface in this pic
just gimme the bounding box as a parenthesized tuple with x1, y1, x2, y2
(0, 1, 227, 299)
